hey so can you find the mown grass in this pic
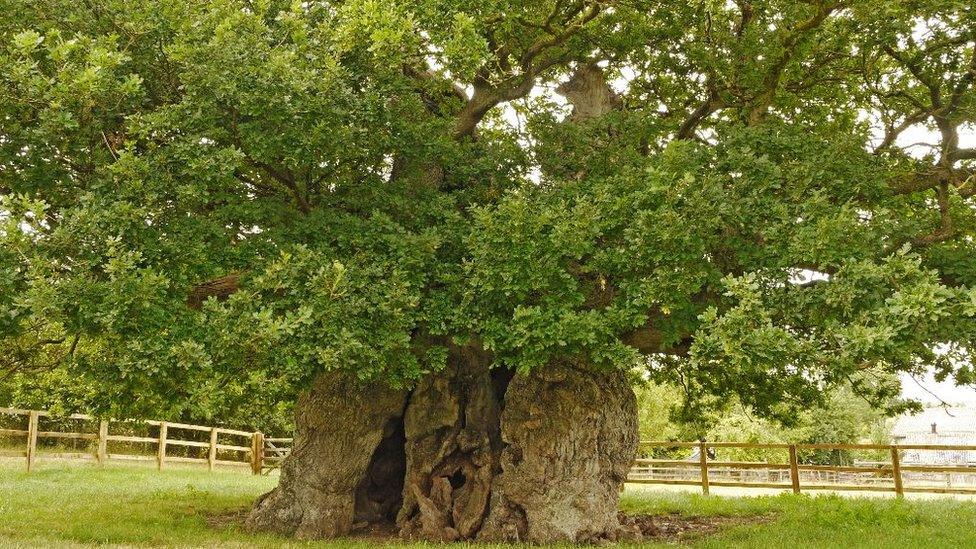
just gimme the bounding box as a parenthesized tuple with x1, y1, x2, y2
(620, 488, 976, 548)
(1, 462, 975, 548)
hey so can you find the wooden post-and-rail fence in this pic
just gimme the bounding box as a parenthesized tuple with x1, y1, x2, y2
(630, 440, 976, 497)
(0, 406, 291, 474)
(6, 406, 976, 498)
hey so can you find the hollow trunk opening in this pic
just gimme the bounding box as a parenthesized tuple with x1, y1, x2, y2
(353, 415, 406, 527)
(490, 365, 515, 410)
(244, 371, 407, 539)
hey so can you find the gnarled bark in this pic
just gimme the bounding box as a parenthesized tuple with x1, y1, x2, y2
(477, 362, 639, 543)
(245, 371, 407, 539)
(247, 350, 639, 544)
(396, 343, 507, 541)
(556, 63, 622, 121)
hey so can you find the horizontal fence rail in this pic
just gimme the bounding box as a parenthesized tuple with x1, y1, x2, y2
(6, 409, 974, 497)
(0, 407, 290, 475)
(630, 441, 976, 496)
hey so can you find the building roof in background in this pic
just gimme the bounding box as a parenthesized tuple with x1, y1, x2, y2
(891, 407, 976, 464)
(892, 406, 976, 438)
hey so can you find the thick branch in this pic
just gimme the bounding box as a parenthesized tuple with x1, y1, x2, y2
(452, 1, 603, 139)
(676, 85, 723, 140)
(747, 1, 841, 124)
(890, 174, 935, 195)
(914, 183, 956, 246)
(949, 148, 976, 162)
(622, 317, 690, 357)
(187, 274, 241, 309)
(242, 157, 311, 214)
(882, 45, 943, 107)
(873, 109, 933, 154)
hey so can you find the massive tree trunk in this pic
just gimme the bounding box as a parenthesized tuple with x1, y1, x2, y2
(247, 347, 640, 543)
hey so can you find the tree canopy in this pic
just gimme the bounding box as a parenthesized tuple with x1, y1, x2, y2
(2, 0, 975, 428)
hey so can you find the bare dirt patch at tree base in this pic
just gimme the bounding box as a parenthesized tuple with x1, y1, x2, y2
(619, 512, 777, 543)
(212, 506, 774, 545)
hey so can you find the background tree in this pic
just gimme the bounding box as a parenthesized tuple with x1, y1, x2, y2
(2, 0, 975, 543)
(635, 380, 894, 464)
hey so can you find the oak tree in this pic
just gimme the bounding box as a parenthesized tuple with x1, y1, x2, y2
(2, 0, 975, 542)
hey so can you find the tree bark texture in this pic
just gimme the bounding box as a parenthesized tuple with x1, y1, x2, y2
(246, 348, 640, 543)
(244, 372, 408, 539)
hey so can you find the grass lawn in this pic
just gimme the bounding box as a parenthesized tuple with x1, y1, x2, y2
(1, 462, 975, 548)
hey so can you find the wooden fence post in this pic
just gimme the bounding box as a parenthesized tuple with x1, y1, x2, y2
(251, 432, 264, 475)
(96, 420, 109, 464)
(788, 445, 801, 494)
(157, 422, 168, 470)
(698, 440, 710, 495)
(26, 411, 39, 472)
(890, 445, 903, 497)
(208, 428, 218, 471)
